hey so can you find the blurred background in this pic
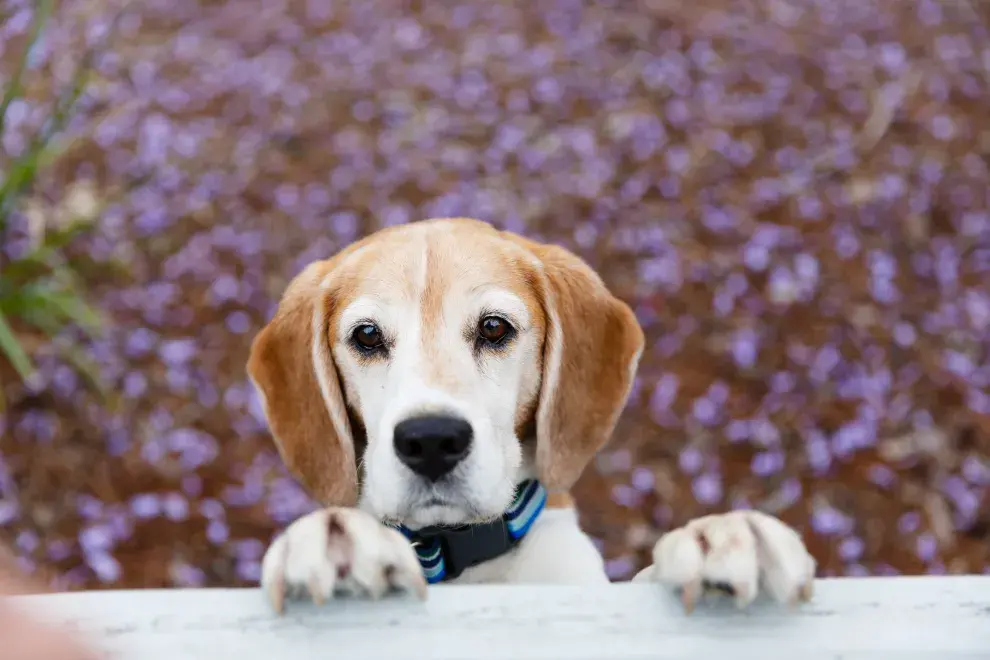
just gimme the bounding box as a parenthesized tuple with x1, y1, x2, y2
(0, 0, 988, 592)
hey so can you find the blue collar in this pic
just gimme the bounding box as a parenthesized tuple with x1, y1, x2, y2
(388, 479, 547, 583)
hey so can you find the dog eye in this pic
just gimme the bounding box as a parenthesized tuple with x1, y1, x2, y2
(352, 323, 384, 351)
(478, 316, 512, 345)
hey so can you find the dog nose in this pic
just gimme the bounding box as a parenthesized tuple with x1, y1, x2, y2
(393, 415, 473, 482)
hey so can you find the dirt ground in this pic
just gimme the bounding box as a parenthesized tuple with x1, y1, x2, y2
(1, 0, 989, 590)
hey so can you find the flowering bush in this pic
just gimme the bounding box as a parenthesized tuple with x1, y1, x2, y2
(0, 0, 988, 589)
(0, 0, 108, 411)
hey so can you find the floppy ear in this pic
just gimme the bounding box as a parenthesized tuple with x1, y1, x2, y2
(514, 238, 645, 491)
(246, 259, 359, 507)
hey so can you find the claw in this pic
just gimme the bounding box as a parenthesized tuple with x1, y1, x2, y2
(268, 572, 286, 615)
(733, 583, 753, 609)
(681, 581, 701, 615)
(791, 579, 814, 607)
(410, 574, 428, 601)
(786, 579, 815, 610)
(266, 534, 290, 615)
(307, 574, 326, 605)
(383, 562, 428, 602)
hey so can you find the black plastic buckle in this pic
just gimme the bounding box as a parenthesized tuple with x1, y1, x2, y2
(414, 519, 514, 581)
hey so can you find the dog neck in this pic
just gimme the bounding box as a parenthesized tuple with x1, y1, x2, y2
(387, 480, 547, 583)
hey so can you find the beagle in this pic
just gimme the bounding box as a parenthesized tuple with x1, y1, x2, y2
(248, 218, 816, 614)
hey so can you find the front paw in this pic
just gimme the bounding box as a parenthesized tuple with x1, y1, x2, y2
(635, 510, 816, 614)
(260, 507, 427, 614)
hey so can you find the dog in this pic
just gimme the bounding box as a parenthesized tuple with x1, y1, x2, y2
(248, 218, 816, 614)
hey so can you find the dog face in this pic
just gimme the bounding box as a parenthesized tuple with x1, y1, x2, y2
(247, 219, 644, 530)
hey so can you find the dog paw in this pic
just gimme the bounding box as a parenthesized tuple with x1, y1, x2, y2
(634, 510, 816, 614)
(260, 507, 427, 614)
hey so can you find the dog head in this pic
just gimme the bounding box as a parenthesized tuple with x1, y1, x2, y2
(247, 219, 644, 529)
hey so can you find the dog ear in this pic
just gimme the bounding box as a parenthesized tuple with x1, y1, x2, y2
(512, 237, 645, 491)
(247, 258, 359, 507)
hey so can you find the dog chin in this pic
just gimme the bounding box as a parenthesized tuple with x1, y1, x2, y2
(399, 495, 508, 530)
(402, 503, 473, 529)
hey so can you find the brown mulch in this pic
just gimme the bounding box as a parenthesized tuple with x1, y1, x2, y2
(0, 0, 988, 590)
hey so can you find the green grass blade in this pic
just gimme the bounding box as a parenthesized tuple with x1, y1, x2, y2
(57, 343, 113, 403)
(0, 4, 94, 216)
(39, 288, 103, 337)
(0, 0, 53, 139)
(5, 282, 102, 338)
(0, 308, 35, 379)
(18, 310, 112, 403)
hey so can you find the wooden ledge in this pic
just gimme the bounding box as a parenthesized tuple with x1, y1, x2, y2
(8, 576, 990, 659)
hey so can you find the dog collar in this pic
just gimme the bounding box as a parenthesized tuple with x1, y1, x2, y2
(388, 479, 547, 583)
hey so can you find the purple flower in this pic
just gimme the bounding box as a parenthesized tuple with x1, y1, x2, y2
(210, 275, 240, 304)
(123, 371, 148, 398)
(159, 339, 198, 365)
(207, 520, 230, 544)
(811, 505, 853, 535)
(124, 328, 158, 358)
(743, 243, 770, 271)
(162, 493, 189, 521)
(79, 525, 114, 553)
(916, 534, 938, 561)
(630, 467, 655, 493)
(16, 530, 39, 553)
(604, 556, 636, 580)
(839, 536, 865, 561)
(47, 540, 73, 562)
(725, 420, 750, 443)
(233, 539, 265, 560)
(678, 447, 704, 474)
(0, 500, 20, 526)
(638, 254, 682, 291)
(770, 371, 796, 393)
(805, 434, 832, 474)
(751, 418, 781, 446)
(708, 380, 730, 403)
(235, 559, 261, 582)
(172, 563, 207, 587)
(831, 421, 875, 457)
(86, 550, 122, 583)
(898, 512, 921, 534)
(691, 397, 719, 426)
(776, 479, 803, 508)
(130, 494, 161, 519)
(611, 485, 641, 508)
(730, 328, 759, 368)
(692, 473, 723, 505)
(962, 457, 990, 485)
(867, 465, 897, 488)
(649, 373, 680, 414)
(751, 451, 784, 476)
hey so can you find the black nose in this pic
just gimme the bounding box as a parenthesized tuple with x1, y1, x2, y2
(393, 415, 473, 482)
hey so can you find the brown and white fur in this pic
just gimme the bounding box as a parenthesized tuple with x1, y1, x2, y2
(248, 218, 816, 614)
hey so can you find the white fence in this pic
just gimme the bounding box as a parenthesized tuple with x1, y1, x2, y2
(10, 576, 990, 659)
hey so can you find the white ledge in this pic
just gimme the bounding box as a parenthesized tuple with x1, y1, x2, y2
(10, 576, 990, 659)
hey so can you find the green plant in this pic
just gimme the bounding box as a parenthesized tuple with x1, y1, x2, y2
(0, 0, 110, 409)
